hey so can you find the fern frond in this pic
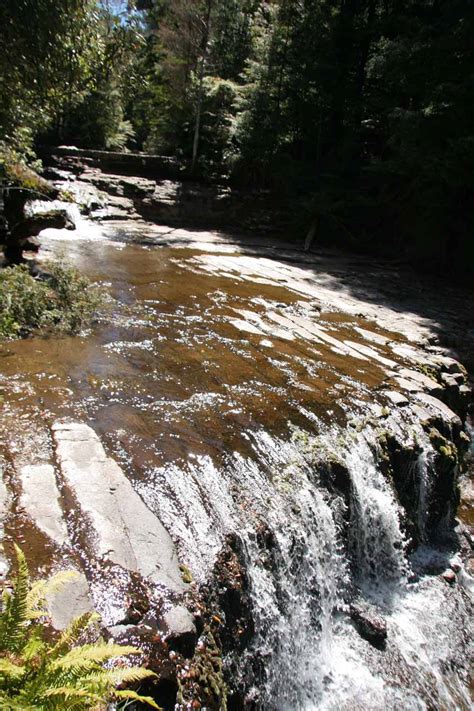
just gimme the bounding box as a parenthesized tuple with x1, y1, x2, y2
(0, 694, 37, 711)
(114, 688, 163, 709)
(0, 658, 26, 680)
(0, 544, 30, 653)
(21, 628, 47, 661)
(85, 666, 156, 687)
(42, 685, 104, 702)
(49, 611, 100, 658)
(0, 547, 158, 711)
(50, 643, 140, 672)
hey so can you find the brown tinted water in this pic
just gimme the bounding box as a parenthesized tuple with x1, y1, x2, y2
(1, 228, 472, 710)
(0, 235, 405, 484)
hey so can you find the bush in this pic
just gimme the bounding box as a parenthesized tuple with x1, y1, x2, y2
(0, 545, 161, 710)
(0, 144, 50, 196)
(0, 263, 103, 340)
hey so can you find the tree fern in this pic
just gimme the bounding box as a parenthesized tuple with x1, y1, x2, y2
(0, 546, 163, 710)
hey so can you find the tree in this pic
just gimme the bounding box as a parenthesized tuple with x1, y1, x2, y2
(0, 1, 103, 155)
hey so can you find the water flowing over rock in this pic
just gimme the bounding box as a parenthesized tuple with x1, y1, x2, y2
(0, 154, 472, 710)
(52, 421, 185, 593)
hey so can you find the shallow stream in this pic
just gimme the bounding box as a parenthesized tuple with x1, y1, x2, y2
(0, 218, 472, 710)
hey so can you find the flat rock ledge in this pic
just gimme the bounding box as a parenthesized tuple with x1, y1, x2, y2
(19, 464, 70, 546)
(52, 421, 185, 593)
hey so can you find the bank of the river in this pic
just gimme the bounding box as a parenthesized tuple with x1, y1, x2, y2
(0, 154, 472, 710)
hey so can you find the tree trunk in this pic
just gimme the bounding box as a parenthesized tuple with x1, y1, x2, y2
(191, 0, 213, 175)
(304, 219, 318, 251)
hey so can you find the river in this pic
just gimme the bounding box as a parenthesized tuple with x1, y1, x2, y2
(0, 164, 472, 710)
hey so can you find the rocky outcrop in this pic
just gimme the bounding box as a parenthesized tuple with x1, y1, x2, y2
(41, 149, 291, 235)
(1, 192, 75, 263)
(41, 145, 179, 180)
(350, 600, 388, 650)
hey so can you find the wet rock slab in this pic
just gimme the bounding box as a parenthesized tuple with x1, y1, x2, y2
(52, 421, 185, 593)
(46, 571, 92, 630)
(19, 464, 69, 546)
(350, 601, 388, 650)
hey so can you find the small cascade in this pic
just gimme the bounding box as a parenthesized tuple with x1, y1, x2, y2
(243, 474, 347, 709)
(28, 198, 104, 241)
(141, 419, 471, 710)
(343, 431, 408, 595)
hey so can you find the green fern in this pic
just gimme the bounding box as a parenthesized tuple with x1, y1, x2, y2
(0, 546, 163, 710)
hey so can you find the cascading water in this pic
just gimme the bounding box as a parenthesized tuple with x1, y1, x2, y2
(344, 431, 408, 594)
(141, 419, 472, 711)
(2, 182, 471, 710)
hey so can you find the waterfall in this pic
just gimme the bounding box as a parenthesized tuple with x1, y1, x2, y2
(343, 431, 408, 594)
(139, 421, 471, 710)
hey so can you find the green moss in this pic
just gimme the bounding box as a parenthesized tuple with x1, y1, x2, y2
(179, 564, 194, 584)
(59, 189, 76, 203)
(429, 428, 458, 464)
(177, 625, 227, 710)
(415, 363, 440, 383)
(1, 153, 55, 198)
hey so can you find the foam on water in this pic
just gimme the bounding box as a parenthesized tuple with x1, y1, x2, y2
(139, 422, 471, 710)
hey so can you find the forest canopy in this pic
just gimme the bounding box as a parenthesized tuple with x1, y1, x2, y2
(1, 0, 473, 280)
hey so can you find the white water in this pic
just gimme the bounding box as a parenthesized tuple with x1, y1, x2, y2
(139, 421, 472, 710)
(28, 198, 105, 241)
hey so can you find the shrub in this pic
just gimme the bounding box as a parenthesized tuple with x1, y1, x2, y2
(0, 545, 161, 710)
(0, 145, 52, 198)
(45, 261, 103, 334)
(0, 262, 103, 340)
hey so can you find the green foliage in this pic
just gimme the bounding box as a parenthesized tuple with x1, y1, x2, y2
(0, 545, 161, 710)
(0, 0, 103, 155)
(0, 148, 53, 199)
(1, 0, 473, 278)
(0, 263, 103, 340)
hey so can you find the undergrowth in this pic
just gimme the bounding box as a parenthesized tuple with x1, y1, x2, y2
(0, 146, 52, 197)
(0, 545, 161, 710)
(0, 262, 103, 339)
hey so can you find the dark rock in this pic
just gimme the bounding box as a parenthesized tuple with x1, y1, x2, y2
(16, 210, 75, 239)
(40, 145, 179, 180)
(21, 236, 41, 252)
(1, 179, 60, 262)
(350, 601, 387, 650)
(212, 534, 254, 653)
(441, 569, 456, 584)
(320, 458, 352, 500)
(161, 605, 197, 658)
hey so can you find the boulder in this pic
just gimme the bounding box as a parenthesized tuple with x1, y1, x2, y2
(162, 605, 197, 657)
(350, 601, 387, 650)
(441, 569, 457, 585)
(46, 570, 92, 630)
